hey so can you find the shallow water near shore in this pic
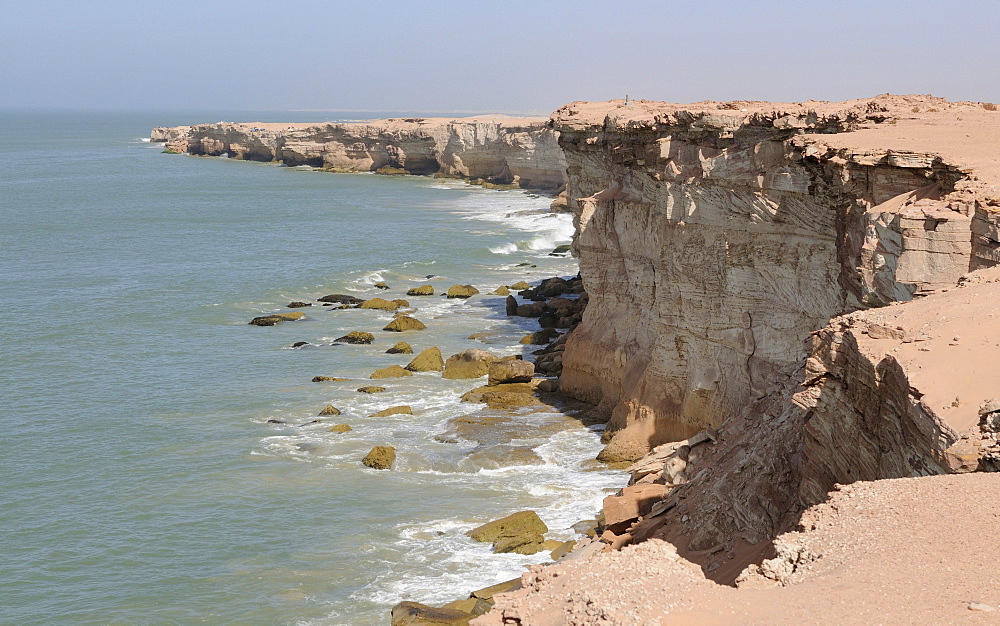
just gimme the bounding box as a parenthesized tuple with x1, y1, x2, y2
(0, 111, 623, 624)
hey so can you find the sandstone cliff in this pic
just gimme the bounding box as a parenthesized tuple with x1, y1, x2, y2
(151, 116, 567, 192)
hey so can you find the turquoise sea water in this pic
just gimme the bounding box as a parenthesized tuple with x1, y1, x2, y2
(0, 111, 622, 624)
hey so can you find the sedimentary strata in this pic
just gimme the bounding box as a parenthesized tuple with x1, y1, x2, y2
(151, 116, 567, 192)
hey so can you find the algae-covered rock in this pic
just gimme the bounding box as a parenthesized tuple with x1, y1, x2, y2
(249, 311, 305, 326)
(369, 405, 413, 417)
(405, 346, 444, 372)
(362, 446, 396, 469)
(509, 280, 531, 290)
(329, 424, 352, 433)
(384, 316, 427, 332)
(318, 405, 342, 416)
(390, 601, 472, 626)
(334, 331, 375, 344)
(357, 386, 388, 394)
(406, 285, 435, 296)
(312, 376, 350, 383)
(374, 282, 390, 290)
(442, 349, 499, 379)
(360, 297, 400, 311)
(446, 284, 480, 298)
(387, 342, 414, 354)
(370, 365, 413, 379)
(492, 286, 510, 296)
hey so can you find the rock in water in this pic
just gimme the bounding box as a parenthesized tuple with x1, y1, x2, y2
(334, 331, 375, 344)
(374, 282, 390, 290)
(362, 446, 396, 469)
(390, 601, 473, 625)
(446, 284, 480, 298)
(492, 285, 510, 295)
(405, 347, 444, 372)
(370, 365, 413, 379)
(329, 424, 352, 433)
(383, 316, 427, 332)
(386, 341, 414, 354)
(312, 376, 350, 382)
(505, 294, 518, 316)
(442, 349, 499, 379)
(248, 312, 305, 326)
(549, 244, 571, 255)
(509, 280, 531, 290)
(406, 285, 435, 296)
(488, 360, 535, 386)
(357, 386, 388, 393)
(286, 301, 312, 308)
(317, 294, 363, 305)
(369, 405, 412, 417)
(467, 510, 548, 554)
(318, 405, 341, 416)
(359, 297, 400, 311)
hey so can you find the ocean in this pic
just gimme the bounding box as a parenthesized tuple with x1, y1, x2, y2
(0, 110, 623, 624)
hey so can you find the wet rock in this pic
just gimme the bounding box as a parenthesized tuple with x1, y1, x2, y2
(519, 328, 560, 345)
(374, 282, 390, 290)
(384, 316, 427, 332)
(318, 294, 363, 305)
(505, 295, 518, 316)
(312, 376, 350, 382)
(460, 381, 539, 403)
(540, 278, 568, 297)
(266, 419, 286, 424)
(334, 331, 375, 344)
(549, 244, 571, 255)
(360, 297, 400, 311)
(406, 285, 435, 296)
(298, 419, 322, 427)
(509, 280, 531, 290)
(291, 341, 310, 348)
(386, 341, 414, 354)
(467, 445, 544, 468)
(488, 360, 535, 386)
(446, 284, 480, 298)
(468, 510, 548, 554)
(442, 349, 499, 379)
(286, 301, 312, 308)
(362, 446, 396, 469)
(329, 424, 352, 433)
(248, 312, 305, 326)
(391, 299, 410, 308)
(370, 365, 413, 379)
(369, 405, 413, 417)
(492, 286, 510, 296)
(318, 405, 342, 416)
(515, 302, 546, 317)
(357, 386, 388, 393)
(390, 601, 472, 626)
(406, 346, 444, 372)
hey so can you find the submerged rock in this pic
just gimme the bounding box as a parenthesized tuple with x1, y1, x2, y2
(357, 386, 388, 393)
(390, 601, 472, 626)
(442, 349, 499, 379)
(362, 446, 396, 469)
(446, 284, 480, 298)
(291, 341, 310, 348)
(369, 405, 413, 417)
(286, 301, 312, 308)
(406, 346, 444, 372)
(386, 341, 414, 354)
(248, 312, 305, 326)
(384, 316, 427, 332)
(370, 365, 413, 379)
(312, 376, 350, 382)
(318, 405, 342, 416)
(334, 331, 375, 344)
(406, 285, 435, 296)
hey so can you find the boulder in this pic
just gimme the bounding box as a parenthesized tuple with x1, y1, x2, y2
(318, 294, 363, 305)
(515, 302, 546, 317)
(362, 446, 396, 469)
(488, 360, 535, 386)
(505, 295, 518, 316)
(334, 331, 375, 344)
(291, 341, 309, 348)
(369, 405, 413, 417)
(519, 328, 560, 345)
(470, 578, 522, 602)
(460, 381, 539, 403)
(442, 349, 499, 379)
(371, 365, 413, 379)
(492, 286, 510, 296)
(357, 386, 388, 393)
(602, 483, 674, 533)
(391, 299, 410, 308)
(312, 376, 350, 382)
(384, 316, 427, 332)
(549, 244, 571, 255)
(248, 312, 305, 326)
(318, 405, 342, 416)
(406, 347, 444, 372)
(446, 284, 480, 299)
(509, 280, 531, 290)
(468, 510, 548, 554)
(406, 285, 435, 296)
(286, 301, 312, 308)
(386, 342, 414, 354)
(390, 602, 472, 626)
(360, 297, 400, 311)
(329, 424, 352, 433)
(374, 282, 390, 290)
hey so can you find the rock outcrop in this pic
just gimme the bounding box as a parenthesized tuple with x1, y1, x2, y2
(151, 116, 568, 192)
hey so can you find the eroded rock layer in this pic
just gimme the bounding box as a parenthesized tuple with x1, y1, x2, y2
(151, 116, 567, 192)
(552, 95, 1000, 460)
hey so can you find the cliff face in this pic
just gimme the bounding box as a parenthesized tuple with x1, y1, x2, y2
(552, 95, 1000, 462)
(151, 116, 567, 192)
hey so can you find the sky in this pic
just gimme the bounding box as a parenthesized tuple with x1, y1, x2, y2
(2, 0, 999, 114)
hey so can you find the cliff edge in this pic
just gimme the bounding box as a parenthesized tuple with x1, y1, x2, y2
(151, 116, 568, 193)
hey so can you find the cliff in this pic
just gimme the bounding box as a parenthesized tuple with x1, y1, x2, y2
(151, 116, 567, 192)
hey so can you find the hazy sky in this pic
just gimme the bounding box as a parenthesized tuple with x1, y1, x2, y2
(2, 0, 999, 113)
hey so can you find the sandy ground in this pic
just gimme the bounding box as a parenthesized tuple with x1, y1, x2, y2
(479, 473, 1000, 625)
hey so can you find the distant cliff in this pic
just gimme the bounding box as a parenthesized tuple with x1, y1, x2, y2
(151, 116, 567, 193)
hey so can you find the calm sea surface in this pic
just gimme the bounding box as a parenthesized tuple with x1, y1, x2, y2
(0, 111, 622, 624)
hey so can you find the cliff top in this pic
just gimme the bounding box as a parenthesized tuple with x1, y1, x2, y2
(165, 114, 549, 133)
(552, 94, 1000, 193)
